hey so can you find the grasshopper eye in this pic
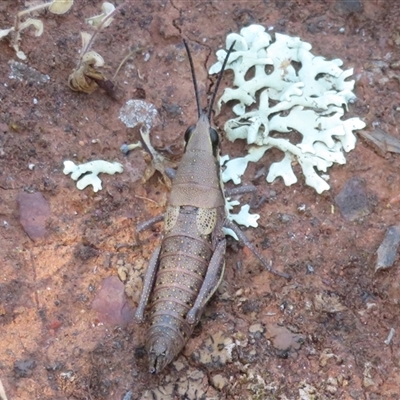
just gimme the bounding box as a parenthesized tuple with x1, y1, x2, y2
(209, 128, 219, 146)
(184, 125, 196, 143)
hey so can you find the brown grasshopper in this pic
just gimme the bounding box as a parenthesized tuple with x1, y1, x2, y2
(135, 40, 290, 374)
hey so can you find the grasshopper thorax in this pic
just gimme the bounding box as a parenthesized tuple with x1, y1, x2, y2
(184, 113, 219, 157)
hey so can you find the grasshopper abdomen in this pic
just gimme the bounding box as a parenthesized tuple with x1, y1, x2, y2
(146, 203, 225, 373)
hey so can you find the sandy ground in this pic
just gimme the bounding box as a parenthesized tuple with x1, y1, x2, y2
(1, 0, 400, 399)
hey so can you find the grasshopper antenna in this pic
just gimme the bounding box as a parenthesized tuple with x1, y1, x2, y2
(183, 39, 202, 118)
(207, 40, 236, 120)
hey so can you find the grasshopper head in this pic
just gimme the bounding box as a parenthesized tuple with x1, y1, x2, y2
(147, 336, 175, 374)
(184, 112, 219, 158)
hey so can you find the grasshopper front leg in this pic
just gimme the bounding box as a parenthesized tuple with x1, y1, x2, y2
(186, 239, 226, 325)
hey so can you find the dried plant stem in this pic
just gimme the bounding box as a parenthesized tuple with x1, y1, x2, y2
(14, 2, 52, 31)
(17, 2, 53, 18)
(134, 195, 159, 206)
(113, 49, 136, 81)
(78, 2, 127, 67)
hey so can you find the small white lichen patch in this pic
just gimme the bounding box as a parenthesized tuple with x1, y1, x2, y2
(210, 25, 366, 194)
(119, 99, 158, 130)
(63, 160, 123, 192)
(220, 196, 260, 239)
(9, 61, 50, 84)
(230, 204, 260, 227)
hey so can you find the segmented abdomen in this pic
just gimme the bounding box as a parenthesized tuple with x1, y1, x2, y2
(146, 206, 214, 355)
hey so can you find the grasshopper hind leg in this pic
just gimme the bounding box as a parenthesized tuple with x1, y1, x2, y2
(186, 239, 226, 325)
(134, 245, 161, 323)
(224, 220, 291, 279)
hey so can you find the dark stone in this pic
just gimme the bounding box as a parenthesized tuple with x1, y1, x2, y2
(162, 102, 182, 118)
(279, 213, 293, 224)
(376, 225, 400, 271)
(91, 276, 134, 327)
(134, 346, 147, 359)
(74, 245, 99, 261)
(241, 300, 261, 314)
(335, 178, 373, 221)
(14, 359, 36, 378)
(336, 0, 363, 14)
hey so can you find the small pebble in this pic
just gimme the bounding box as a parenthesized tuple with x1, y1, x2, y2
(235, 289, 244, 297)
(279, 213, 292, 224)
(117, 266, 128, 282)
(297, 204, 306, 213)
(249, 323, 264, 334)
(122, 390, 133, 400)
(327, 376, 338, 386)
(211, 374, 229, 390)
(189, 369, 204, 380)
(335, 178, 373, 221)
(326, 384, 337, 394)
(376, 225, 400, 271)
(172, 360, 185, 371)
(384, 327, 395, 345)
(14, 359, 36, 378)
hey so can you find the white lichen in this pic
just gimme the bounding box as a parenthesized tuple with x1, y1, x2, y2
(210, 25, 366, 194)
(225, 197, 259, 228)
(119, 99, 158, 130)
(63, 160, 123, 192)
